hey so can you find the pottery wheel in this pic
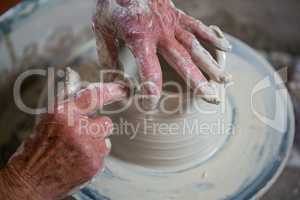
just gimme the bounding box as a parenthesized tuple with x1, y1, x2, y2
(72, 35, 294, 200)
(0, 0, 294, 199)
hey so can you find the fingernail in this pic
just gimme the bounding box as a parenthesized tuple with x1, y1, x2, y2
(222, 73, 233, 83)
(217, 38, 232, 52)
(210, 25, 232, 51)
(210, 25, 224, 38)
(198, 82, 216, 95)
(139, 95, 160, 111)
(217, 72, 233, 84)
(221, 39, 232, 52)
(105, 138, 112, 150)
(197, 83, 220, 104)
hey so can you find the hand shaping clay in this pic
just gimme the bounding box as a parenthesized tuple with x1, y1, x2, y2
(109, 45, 231, 170)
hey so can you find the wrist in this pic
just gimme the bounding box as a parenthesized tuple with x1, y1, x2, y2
(0, 164, 44, 200)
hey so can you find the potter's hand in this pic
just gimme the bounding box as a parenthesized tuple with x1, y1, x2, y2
(0, 83, 128, 200)
(94, 0, 232, 108)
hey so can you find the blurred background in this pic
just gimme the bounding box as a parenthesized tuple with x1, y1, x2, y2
(1, 0, 300, 199)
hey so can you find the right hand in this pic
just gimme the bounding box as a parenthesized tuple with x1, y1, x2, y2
(0, 83, 128, 200)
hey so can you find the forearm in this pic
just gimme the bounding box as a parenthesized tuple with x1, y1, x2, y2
(0, 165, 43, 200)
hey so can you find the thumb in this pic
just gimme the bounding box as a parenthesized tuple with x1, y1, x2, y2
(59, 83, 128, 115)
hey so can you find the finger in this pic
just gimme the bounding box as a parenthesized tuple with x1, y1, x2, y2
(83, 139, 110, 177)
(129, 40, 163, 110)
(158, 38, 220, 104)
(93, 16, 119, 81)
(79, 116, 112, 157)
(98, 139, 111, 157)
(62, 83, 128, 115)
(91, 138, 111, 160)
(175, 28, 232, 83)
(79, 116, 113, 140)
(179, 13, 231, 52)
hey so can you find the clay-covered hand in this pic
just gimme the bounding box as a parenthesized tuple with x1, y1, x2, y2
(0, 83, 128, 200)
(93, 0, 232, 108)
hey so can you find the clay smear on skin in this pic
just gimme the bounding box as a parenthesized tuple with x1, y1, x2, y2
(94, 0, 230, 104)
(168, 48, 217, 95)
(191, 39, 222, 78)
(107, 0, 150, 19)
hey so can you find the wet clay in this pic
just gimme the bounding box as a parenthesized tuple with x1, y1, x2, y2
(110, 46, 231, 169)
(89, 43, 292, 200)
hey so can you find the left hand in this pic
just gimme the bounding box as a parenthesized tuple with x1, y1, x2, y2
(94, 0, 232, 108)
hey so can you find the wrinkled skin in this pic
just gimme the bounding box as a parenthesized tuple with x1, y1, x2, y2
(0, 83, 128, 200)
(0, 1, 232, 199)
(94, 0, 232, 108)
